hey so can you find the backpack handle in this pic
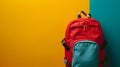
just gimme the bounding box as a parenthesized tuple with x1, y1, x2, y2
(77, 11, 91, 18)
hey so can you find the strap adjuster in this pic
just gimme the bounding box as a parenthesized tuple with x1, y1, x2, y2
(99, 61, 105, 64)
(64, 58, 71, 67)
(100, 40, 107, 49)
(61, 38, 70, 51)
(100, 44, 106, 49)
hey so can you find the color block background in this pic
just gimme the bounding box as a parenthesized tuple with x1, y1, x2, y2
(0, 0, 89, 67)
(90, 0, 120, 67)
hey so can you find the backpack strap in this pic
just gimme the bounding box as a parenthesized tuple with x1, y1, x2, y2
(61, 38, 70, 51)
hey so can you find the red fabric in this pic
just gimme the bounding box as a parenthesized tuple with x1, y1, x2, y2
(64, 18, 105, 67)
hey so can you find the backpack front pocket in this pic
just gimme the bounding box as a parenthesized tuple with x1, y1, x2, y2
(72, 40, 98, 67)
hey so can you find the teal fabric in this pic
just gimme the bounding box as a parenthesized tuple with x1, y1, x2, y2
(72, 40, 98, 67)
(90, 0, 120, 67)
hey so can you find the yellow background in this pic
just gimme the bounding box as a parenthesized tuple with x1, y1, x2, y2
(0, 0, 89, 67)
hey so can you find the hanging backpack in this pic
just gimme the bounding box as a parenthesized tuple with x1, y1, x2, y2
(61, 11, 106, 67)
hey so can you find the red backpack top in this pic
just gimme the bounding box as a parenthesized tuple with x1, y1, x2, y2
(62, 11, 106, 67)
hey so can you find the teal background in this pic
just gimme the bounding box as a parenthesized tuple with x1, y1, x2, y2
(90, 0, 120, 67)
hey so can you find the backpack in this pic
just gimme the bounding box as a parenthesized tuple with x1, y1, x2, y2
(61, 11, 106, 67)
